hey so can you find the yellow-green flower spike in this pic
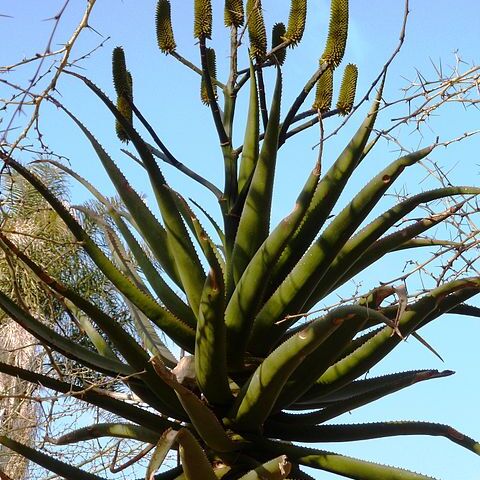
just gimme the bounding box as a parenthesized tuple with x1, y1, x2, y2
(115, 95, 132, 143)
(225, 0, 244, 27)
(112, 47, 129, 96)
(156, 0, 176, 54)
(194, 0, 213, 39)
(271, 23, 287, 65)
(284, 0, 307, 46)
(321, 0, 349, 67)
(115, 69, 133, 143)
(336, 63, 358, 115)
(126, 71, 133, 98)
(246, 0, 267, 59)
(312, 67, 333, 112)
(201, 48, 217, 105)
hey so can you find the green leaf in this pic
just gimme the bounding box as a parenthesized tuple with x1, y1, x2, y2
(48, 423, 161, 445)
(232, 66, 282, 284)
(225, 156, 320, 365)
(147, 429, 180, 480)
(64, 71, 206, 316)
(64, 300, 118, 360)
(294, 369, 454, 411)
(270, 81, 384, 294)
(178, 429, 218, 480)
(0, 288, 132, 377)
(0, 153, 195, 353)
(238, 455, 291, 479)
(307, 186, 480, 307)
(265, 421, 480, 457)
(152, 358, 237, 452)
(0, 436, 106, 480)
(335, 204, 467, 293)
(256, 439, 438, 480)
(231, 306, 359, 432)
(314, 277, 480, 396)
(0, 361, 172, 432)
(273, 307, 390, 411)
(0, 229, 187, 419)
(55, 103, 182, 287)
(238, 61, 259, 196)
(250, 146, 432, 354)
(173, 191, 225, 280)
(195, 271, 233, 405)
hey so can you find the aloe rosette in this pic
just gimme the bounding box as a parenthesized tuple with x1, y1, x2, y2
(1, 1, 479, 479)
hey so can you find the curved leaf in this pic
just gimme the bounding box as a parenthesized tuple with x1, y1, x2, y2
(238, 455, 291, 480)
(270, 81, 385, 294)
(293, 369, 453, 411)
(225, 157, 320, 365)
(195, 270, 232, 405)
(151, 358, 237, 452)
(63, 72, 207, 315)
(273, 308, 390, 411)
(264, 421, 480, 457)
(307, 186, 480, 308)
(232, 66, 282, 284)
(314, 277, 480, 397)
(251, 147, 433, 354)
(0, 153, 195, 353)
(0, 361, 174, 432)
(48, 423, 160, 445)
(256, 439, 438, 480)
(231, 306, 361, 432)
(0, 436, 106, 480)
(0, 288, 132, 377)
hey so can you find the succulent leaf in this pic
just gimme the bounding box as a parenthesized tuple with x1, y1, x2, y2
(336, 63, 358, 114)
(0, 436, 105, 480)
(258, 439, 438, 479)
(156, 0, 176, 53)
(321, 0, 349, 67)
(178, 429, 219, 480)
(49, 423, 161, 445)
(269, 79, 385, 300)
(238, 455, 292, 479)
(0, 360, 170, 431)
(231, 305, 349, 431)
(238, 60, 260, 195)
(66, 71, 207, 318)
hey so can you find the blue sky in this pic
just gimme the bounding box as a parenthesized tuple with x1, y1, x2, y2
(1, 1, 480, 479)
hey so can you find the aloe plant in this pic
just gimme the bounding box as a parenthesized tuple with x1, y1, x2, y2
(0, 1, 479, 479)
